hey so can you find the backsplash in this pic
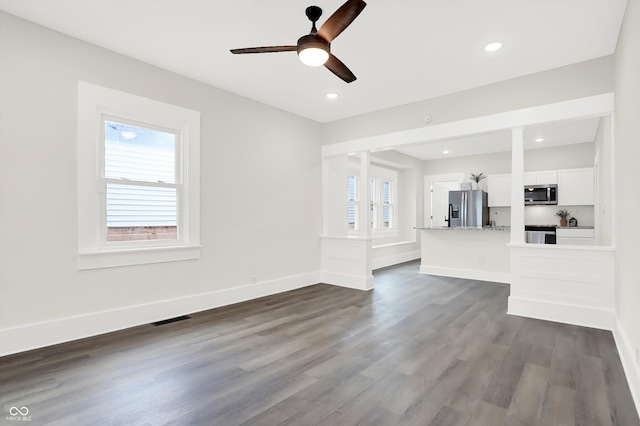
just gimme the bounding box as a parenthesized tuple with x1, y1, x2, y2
(489, 206, 595, 227)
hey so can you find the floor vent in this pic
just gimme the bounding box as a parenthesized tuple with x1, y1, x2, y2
(151, 315, 191, 326)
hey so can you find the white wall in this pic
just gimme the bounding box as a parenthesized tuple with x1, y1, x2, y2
(421, 142, 594, 177)
(322, 56, 614, 145)
(613, 0, 640, 409)
(0, 13, 322, 353)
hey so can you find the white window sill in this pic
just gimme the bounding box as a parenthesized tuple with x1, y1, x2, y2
(345, 230, 400, 239)
(78, 244, 201, 270)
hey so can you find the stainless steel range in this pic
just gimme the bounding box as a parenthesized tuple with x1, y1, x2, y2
(525, 225, 557, 244)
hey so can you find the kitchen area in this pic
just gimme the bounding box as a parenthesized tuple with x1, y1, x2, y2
(416, 132, 603, 273)
(321, 94, 615, 331)
(408, 111, 615, 331)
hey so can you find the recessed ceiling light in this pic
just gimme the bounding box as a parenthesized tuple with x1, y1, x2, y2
(535, 138, 544, 142)
(442, 150, 450, 154)
(326, 93, 339, 99)
(484, 42, 502, 52)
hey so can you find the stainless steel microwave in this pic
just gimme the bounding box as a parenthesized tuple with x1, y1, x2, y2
(524, 184, 557, 205)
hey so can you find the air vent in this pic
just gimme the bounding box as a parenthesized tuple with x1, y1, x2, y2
(151, 315, 191, 326)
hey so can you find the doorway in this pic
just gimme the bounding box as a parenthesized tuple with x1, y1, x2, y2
(424, 173, 464, 228)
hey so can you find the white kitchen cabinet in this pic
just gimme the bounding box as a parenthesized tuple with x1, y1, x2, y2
(488, 173, 512, 207)
(524, 170, 557, 185)
(557, 167, 595, 206)
(524, 172, 536, 186)
(556, 228, 594, 245)
(536, 170, 558, 185)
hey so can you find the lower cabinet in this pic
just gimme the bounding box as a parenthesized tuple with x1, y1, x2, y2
(556, 228, 594, 245)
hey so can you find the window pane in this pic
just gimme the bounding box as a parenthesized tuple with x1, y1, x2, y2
(347, 174, 357, 201)
(383, 205, 391, 228)
(347, 203, 357, 230)
(105, 121, 176, 183)
(383, 180, 391, 228)
(383, 181, 391, 203)
(106, 183, 177, 241)
(370, 178, 376, 201)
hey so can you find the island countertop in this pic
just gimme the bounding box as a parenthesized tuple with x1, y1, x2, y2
(415, 226, 511, 232)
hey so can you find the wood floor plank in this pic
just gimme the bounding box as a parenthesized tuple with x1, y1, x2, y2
(481, 340, 532, 408)
(539, 384, 576, 426)
(1, 260, 637, 426)
(502, 363, 550, 426)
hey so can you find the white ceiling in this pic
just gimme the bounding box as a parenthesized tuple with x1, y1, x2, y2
(0, 0, 628, 123)
(394, 117, 602, 160)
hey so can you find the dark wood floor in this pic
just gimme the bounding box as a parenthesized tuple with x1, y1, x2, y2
(1, 261, 638, 425)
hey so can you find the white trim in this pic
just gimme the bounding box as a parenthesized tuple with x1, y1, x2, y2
(0, 271, 321, 357)
(419, 265, 510, 284)
(373, 250, 421, 270)
(321, 271, 374, 291)
(322, 93, 614, 156)
(613, 319, 640, 417)
(508, 296, 614, 330)
(78, 245, 201, 270)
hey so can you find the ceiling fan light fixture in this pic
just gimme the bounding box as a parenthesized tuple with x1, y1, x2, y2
(299, 47, 330, 66)
(297, 35, 330, 67)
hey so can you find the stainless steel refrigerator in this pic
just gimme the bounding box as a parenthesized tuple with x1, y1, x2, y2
(447, 190, 489, 228)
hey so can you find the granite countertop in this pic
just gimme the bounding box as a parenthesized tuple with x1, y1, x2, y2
(416, 226, 511, 232)
(526, 224, 595, 229)
(557, 226, 594, 229)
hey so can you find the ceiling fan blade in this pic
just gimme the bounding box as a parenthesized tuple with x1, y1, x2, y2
(324, 54, 356, 83)
(317, 0, 367, 43)
(230, 46, 297, 54)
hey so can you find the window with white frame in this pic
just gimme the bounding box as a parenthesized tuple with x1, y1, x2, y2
(77, 82, 200, 270)
(346, 165, 398, 234)
(347, 173, 359, 230)
(370, 167, 397, 232)
(382, 179, 394, 229)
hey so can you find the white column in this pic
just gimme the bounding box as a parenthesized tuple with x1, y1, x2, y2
(358, 151, 371, 239)
(510, 127, 525, 244)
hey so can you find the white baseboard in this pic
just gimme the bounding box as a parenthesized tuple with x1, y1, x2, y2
(0, 271, 321, 357)
(508, 296, 614, 331)
(321, 271, 374, 291)
(372, 250, 421, 270)
(613, 319, 640, 417)
(419, 265, 510, 284)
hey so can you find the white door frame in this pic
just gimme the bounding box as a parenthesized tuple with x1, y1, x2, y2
(424, 173, 465, 227)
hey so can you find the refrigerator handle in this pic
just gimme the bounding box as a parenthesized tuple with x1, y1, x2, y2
(462, 192, 467, 227)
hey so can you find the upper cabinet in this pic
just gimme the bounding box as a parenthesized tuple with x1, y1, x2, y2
(487, 173, 512, 207)
(488, 168, 594, 207)
(557, 168, 595, 206)
(524, 170, 558, 186)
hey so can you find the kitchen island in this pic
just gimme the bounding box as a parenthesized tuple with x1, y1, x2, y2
(417, 226, 511, 283)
